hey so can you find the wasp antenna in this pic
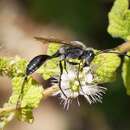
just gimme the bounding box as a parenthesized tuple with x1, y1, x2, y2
(34, 36, 68, 45)
(34, 37, 50, 44)
(96, 49, 113, 55)
(34, 36, 45, 41)
(97, 50, 130, 58)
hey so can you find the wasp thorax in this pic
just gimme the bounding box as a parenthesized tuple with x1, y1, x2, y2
(59, 47, 66, 54)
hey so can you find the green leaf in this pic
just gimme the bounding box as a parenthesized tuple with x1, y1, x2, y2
(108, 0, 130, 95)
(47, 43, 61, 55)
(8, 77, 43, 123)
(38, 43, 61, 80)
(108, 0, 130, 40)
(0, 56, 44, 127)
(0, 56, 27, 77)
(91, 53, 121, 83)
(38, 58, 60, 80)
(122, 52, 130, 95)
(16, 107, 34, 123)
(9, 56, 27, 77)
(0, 57, 10, 76)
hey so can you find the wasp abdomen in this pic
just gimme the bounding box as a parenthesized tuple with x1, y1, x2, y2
(26, 55, 50, 75)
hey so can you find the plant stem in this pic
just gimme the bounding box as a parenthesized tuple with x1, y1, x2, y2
(43, 85, 59, 99)
(0, 106, 16, 114)
(114, 41, 130, 53)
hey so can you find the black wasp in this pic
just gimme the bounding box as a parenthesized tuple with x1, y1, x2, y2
(26, 37, 95, 76)
(26, 37, 95, 97)
(16, 36, 129, 108)
(16, 37, 96, 107)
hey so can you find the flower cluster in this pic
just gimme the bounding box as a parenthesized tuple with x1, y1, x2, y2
(52, 65, 107, 110)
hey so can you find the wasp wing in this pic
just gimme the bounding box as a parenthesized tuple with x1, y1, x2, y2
(34, 36, 86, 49)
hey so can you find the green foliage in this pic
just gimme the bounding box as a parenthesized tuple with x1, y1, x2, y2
(91, 53, 121, 83)
(122, 52, 130, 95)
(38, 58, 60, 80)
(108, 0, 130, 95)
(0, 57, 43, 128)
(38, 43, 61, 80)
(108, 0, 130, 40)
(0, 43, 61, 128)
(0, 56, 27, 77)
(9, 77, 43, 108)
(47, 43, 61, 55)
(9, 77, 43, 123)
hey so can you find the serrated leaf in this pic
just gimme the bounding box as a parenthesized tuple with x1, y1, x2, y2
(91, 53, 121, 83)
(108, 0, 130, 40)
(122, 52, 130, 95)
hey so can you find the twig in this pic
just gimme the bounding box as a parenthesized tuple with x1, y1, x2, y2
(0, 106, 16, 114)
(43, 85, 59, 99)
(114, 41, 130, 53)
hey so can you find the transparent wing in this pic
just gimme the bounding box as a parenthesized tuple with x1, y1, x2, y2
(34, 36, 86, 49)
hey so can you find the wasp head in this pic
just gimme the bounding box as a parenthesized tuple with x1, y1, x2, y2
(83, 49, 95, 66)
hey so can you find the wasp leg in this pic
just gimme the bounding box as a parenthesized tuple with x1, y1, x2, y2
(67, 60, 79, 65)
(59, 61, 68, 98)
(76, 61, 87, 96)
(77, 61, 82, 86)
(63, 59, 68, 73)
(76, 96, 80, 106)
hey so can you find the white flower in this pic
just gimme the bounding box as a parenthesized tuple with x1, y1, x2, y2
(52, 67, 107, 109)
(80, 85, 106, 104)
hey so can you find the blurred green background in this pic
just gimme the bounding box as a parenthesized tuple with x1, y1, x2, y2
(22, 0, 124, 48)
(1, 0, 130, 130)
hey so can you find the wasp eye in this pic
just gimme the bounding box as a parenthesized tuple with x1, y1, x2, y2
(86, 50, 94, 56)
(84, 50, 95, 65)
